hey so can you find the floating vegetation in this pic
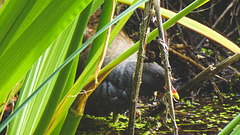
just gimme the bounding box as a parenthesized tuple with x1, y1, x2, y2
(174, 93, 240, 134)
(77, 93, 240, 134)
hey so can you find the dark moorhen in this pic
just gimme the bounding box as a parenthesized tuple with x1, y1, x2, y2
(81, 24, 179, 117)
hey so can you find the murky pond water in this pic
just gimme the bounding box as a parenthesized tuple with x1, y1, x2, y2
(166, 93, 240, 134)
(77, 92, 240, 135)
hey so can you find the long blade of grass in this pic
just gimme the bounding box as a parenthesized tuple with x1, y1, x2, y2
(0, 0, 53, 55)
(218, 113, 240, 135)
(7, 19, 78, 135)
(0, 0, 92, 111)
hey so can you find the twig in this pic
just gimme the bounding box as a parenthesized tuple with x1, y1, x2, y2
(228, 65, 240, 76)
(179, 52, 240, 97)
(153, 0, 178, 134)
(169, 47, 228, 83)
(128, 1, 152, 135)
(226, 25, 239, 37)
(169, 47, 205, 70)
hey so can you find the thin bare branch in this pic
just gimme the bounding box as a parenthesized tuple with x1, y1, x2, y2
(128, 1, 153, 134)
(153, 0, 178, 134)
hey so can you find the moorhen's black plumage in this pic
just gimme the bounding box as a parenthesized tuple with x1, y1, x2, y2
(80, 17, 179, 116)
(84, 61, 166, 116)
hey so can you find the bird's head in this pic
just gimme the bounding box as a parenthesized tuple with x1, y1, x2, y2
(140, 62, 179, 100)
(140, 62, 165, 96)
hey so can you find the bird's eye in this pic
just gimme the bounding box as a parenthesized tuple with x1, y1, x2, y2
(154, 75, 161, 80)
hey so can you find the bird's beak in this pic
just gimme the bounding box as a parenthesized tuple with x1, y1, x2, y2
(172, 88, 180, 100)
(164, 85, 180, 100)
